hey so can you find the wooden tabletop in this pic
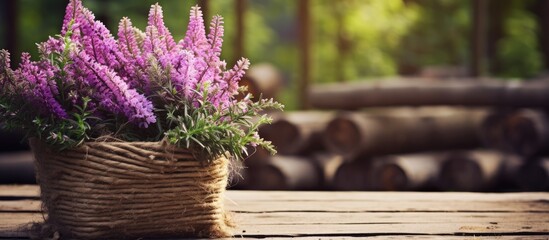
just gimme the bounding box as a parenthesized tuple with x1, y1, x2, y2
(1, 185, 548, 239)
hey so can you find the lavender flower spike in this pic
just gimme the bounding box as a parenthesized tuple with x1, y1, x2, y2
(71, 51, 156, 127)
(0, 50, 10, 74)
(18, 53, 68, 119)
(207, 15, 225, 60)
(224, 58, 250, 96)
(61, 0, 83, 34)
(118, 17, 141, 59)
(148, 3, 176, 52)
(182, 6, 208, 57)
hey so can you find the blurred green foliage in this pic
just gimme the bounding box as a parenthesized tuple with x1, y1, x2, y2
(1, 0, 546, 109)
(496, 4, 543, 78)
(398, 0, 471, 73)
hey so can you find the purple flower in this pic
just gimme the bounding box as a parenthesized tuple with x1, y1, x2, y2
(182, 6, 208, 57)
(70, 50, 156, 127)
(17, 53, 68, 119)
(0, 50, 12, 89)
(37, 37, 64, 57)
(118, 17, 141, 60)
(224, 58, 250, 96)
(61, 0, 83, 35)
(3, 1, 254, 131)
(117, 17, 148, 90)
(207, 15, 224, 61)
(148, 3, 176, 52)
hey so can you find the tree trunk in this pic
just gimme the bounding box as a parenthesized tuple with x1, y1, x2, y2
(438, 150, 505, 191)
(311, 153, 345, 189)
(260, 111, 334, 155)
(0, 152, 35, 184)
(515, 158, 549, 191)
(480, 109, 549, 158)
(371, 153, 445, 191)
(323, 108, 485, 158)
(310, 79, 549, 109)
(240, 63, 283, 100)
(246, 155, 321, 190)
(332, 159, 373, 191)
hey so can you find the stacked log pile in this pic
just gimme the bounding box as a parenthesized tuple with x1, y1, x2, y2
(235, 78, 549, 191)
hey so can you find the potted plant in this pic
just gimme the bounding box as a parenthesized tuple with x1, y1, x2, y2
(0, 0, 282, 239)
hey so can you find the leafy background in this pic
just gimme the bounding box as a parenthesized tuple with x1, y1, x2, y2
(0, 0, 545, 110)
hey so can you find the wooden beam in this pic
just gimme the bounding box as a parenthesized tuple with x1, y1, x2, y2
(234, 0, 246, 63)
(532, 0, 549, 71)
(197, 0, 209, 24)
(5, 0, 17, 64)
(471, 0, 488, 76)
(298, 0, 311, 109)
(309, 79, 549, 109)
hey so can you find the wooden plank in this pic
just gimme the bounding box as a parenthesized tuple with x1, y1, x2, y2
(1, 211, 548, 238)
(236, 237, 549, 240)
(0, 186, 548, 238)
(0, 200, 41, 212)
(226, 190, 549, 202)
(2, 198, 548, 214)
(4, 185, 548, 202)
(232, 212, 549, 225)
(228, 200, 549, 213)
(235, 222, 549, 237)
(0, 185, 39, 198)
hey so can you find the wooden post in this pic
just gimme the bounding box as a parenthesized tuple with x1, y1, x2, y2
(259, 111, 333, 155)
(471, 0, 488, 76)
(234, 0, 246, 63)
(298, 0, 311, 109)
(197, 0, 209, 24)
(532, 0, 549, 71)
(438, 150, 505, 191)
(333, 1, 349, 82)
(4, 0, 17, 64)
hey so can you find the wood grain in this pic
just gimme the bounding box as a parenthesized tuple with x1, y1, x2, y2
(0, 185, 548, 239)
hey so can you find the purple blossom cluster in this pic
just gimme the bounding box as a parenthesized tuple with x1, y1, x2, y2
(0, 0, 249, 128)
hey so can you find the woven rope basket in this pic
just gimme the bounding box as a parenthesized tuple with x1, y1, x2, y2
(29, 139, 232, 239)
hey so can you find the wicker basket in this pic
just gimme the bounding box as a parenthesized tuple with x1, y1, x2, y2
(29, 139, 232, 239)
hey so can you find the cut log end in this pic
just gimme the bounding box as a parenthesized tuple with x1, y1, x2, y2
(333, 160, 372, 191)
(505, 110, 547, 156)
(248, 164, 286, 190)
(246, 156, 321, 190)
(439, 154, 483, 191)
(515, 159, 549, 191)
(377, 162, 408, 191)
(259, 120, 300, 155)
(324, 117, 361, 154)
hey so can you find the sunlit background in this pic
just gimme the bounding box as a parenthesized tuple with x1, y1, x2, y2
(1, 0, 548, 191)
(2, 0, 547, 109)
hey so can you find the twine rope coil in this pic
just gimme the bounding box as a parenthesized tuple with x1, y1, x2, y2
(30, 139, 232, 239)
